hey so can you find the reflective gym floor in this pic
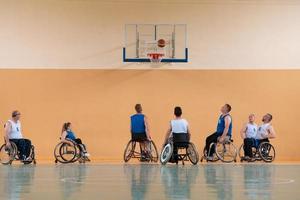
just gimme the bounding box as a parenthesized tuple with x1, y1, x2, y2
(0, 164, 299, 200)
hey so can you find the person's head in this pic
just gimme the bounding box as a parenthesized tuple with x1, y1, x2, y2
(262, 113, 273, 123)
(174, 106, 182, 117)
(248, 114, 255, 123)
(135, 104, 142, 113)
(62, 122, 72, 133)
(12, 110, 21, 121)
(221, 104, 232, 114)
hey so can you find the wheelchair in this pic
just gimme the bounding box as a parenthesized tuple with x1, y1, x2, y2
(200, 136, 237, 163)
(123, 137, 159, 163)
(239, 139, 276, 162)
(54, 139, 90, 164)
(160, 133, 199, 165)
(0, 140, 36, 165)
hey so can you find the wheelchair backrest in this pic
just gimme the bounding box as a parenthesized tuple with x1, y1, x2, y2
(173, 133, 190, 144)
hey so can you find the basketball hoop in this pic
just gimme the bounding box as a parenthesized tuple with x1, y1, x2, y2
(147, 53, 164, 63)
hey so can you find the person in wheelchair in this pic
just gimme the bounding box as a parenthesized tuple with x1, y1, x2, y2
(4, 110, 32, 162)
(204, 104, 232, 161)
(130, 104, 151, 161)
(241, 113, 276, 162)
(61, 122, 90, 159)
(256, 113, 276, 143)
(240, 114, 258, 161)
(163, 106, 191, 162)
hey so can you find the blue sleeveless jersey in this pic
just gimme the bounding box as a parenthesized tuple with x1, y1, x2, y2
(216, 114, 232, 136)
(66, 130, 76, 140)
(131, 114, 146, 134)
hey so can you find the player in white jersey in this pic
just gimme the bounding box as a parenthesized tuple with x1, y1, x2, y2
(240, 114, 258, 160)
(256, 113, 276, 142)
(4, 110, 32, 161)
(163, 106, 191, 162)
(164, 106, 190, 144)
(241, 113, 276, 161)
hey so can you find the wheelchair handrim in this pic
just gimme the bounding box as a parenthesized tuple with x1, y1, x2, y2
(239, 144, 258, 160)
(187, 143, 199, 165)
(59, 143, 76, 162)
(123, 140, 136, 162)
(54, 142, 78, 163)
(0, 144, 14, 165)
(259, 142, 275, 162)
(215, 142, 237, 163)
(149, 141, 158, 163)
(202, 147, 218, 162)
(160, 144, 173, 164)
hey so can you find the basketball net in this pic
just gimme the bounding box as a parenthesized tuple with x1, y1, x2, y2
(147, 53, 164, 63)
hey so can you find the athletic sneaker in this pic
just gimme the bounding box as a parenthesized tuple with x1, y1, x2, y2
(243, 156, 250, 161)
(140, 152, 149, 162)
(206, 156, 215, 161)
(248, 157, 256, 162)
(25, 157, 32, 161)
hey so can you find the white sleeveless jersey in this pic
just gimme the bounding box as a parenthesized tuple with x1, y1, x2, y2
(7, 120, 23, 139)
(171, 119, 188, 133)
(245, 123, 257, 138)
(256, 123, 270, 139)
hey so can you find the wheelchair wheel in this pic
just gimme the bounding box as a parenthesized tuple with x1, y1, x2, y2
(238, 144, 258, 161)
(200, 147, 219, 162)
(258, 142, 275, 162)
(239, 144, 258, 158)
(187, 143, 199, 165)
(23, 145, 36, 165)
(0, 143, 17, 165)
(123, 140, 136, 162)
(31, 145, 37, 164)
(149, 141, 158, 162)
(215, 141, 237, 163)
(54, 141, 80, 164)
(238, 144, 244, 159)
(160, 143, 173, 165)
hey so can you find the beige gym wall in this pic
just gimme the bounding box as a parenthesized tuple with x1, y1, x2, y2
(0, 70, 298, 161)
(1, 0, 300, 68)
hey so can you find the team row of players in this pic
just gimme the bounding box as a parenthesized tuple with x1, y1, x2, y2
(3, 104, 275, 162)
(130, 104, 276, 162)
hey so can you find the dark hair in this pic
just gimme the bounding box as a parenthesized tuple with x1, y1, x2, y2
(62, 122, 71, 134)
(174, 106, 182, 117)
(12, 110, 20, 118)
(135, 104, 142, 113)
(225, 104, 232, 112)
(267, 113, 273, 121)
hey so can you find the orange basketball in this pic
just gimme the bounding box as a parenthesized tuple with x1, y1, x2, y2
(157, 39, 166, 48)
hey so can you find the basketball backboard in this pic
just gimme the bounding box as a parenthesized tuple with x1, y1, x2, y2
(123, 24, 188, 63)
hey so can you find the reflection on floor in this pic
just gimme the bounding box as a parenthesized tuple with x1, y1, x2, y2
(0, 164, 298, 200)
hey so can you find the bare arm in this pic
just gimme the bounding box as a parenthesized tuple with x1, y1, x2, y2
(164, 122, 172, 145)
(221, 116, 231, 138)
(144, 116, 151, 140)
(240, 123, 247, 139)
(4, 122, 11, 145)
(187, 126, 191, 140)
(267, 126, 276, 139)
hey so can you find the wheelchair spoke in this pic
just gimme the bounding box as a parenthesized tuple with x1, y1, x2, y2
(160, 143, 173, 165)
(123, 141, 136, 162)
(187, 143, 199, 165)
(259, 142, 275, 162)
(216, 142, 237, 163)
